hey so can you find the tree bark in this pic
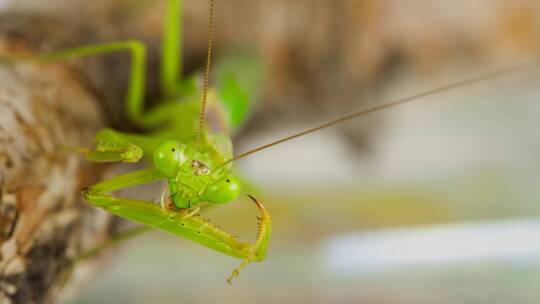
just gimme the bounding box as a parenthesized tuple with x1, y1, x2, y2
(0, 16, 114, 304)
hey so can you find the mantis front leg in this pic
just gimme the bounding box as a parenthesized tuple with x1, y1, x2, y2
(82, 169, 271, 283)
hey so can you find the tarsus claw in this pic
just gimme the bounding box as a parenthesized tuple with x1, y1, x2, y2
(246, 194, 270, 224)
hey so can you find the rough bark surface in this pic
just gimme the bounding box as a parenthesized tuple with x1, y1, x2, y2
(0, 20, 113, 304)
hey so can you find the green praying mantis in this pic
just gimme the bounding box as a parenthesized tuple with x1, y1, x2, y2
(48, 0, 270, 283)
(3, 0, 539, 284)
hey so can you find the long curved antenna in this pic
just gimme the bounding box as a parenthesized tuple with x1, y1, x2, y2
(220, 59, 538, 166)
(194, 0, 215, 150)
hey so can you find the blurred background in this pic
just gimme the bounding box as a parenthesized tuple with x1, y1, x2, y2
(3, 0, 540, 303)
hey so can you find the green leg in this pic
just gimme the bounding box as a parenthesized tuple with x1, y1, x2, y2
(84, 128, 171, 163)
(32, 40, 201, 136)
(160, 0, 200, 99)
(35, 41, 152, 127)
(226, 195, 271, 284)
(28, 38, 192, 130)
(84, 168, 165, 195)
(161, 0, 183, 97)
(85, 128, 143, 163)
(83, 170, 271, 283)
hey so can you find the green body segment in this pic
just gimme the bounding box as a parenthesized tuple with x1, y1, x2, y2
(83, 188, 267, 260)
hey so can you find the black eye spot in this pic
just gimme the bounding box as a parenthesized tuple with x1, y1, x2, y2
(226, 179, 230, 183)
(171, 148, 175, 152)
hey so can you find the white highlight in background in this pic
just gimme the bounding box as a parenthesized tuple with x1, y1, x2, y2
(323, 218, 540, 275)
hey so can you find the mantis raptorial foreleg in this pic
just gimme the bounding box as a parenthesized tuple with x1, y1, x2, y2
(81, 168, 271, 282)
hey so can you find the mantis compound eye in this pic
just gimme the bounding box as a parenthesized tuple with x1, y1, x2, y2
(153, 140, 185, 178)
(204, 175, 241, 204)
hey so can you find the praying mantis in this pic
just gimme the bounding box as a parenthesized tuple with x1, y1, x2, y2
(4, 0, 538, 285)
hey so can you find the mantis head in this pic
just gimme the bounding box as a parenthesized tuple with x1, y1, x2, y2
(153, 140, 241, 206)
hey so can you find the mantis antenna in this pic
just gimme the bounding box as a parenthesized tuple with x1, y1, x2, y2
(220, 59, 538, 166)
(194, 0, 215, 150)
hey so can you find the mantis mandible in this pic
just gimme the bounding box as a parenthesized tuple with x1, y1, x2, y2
(5, 0, 538, 284)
